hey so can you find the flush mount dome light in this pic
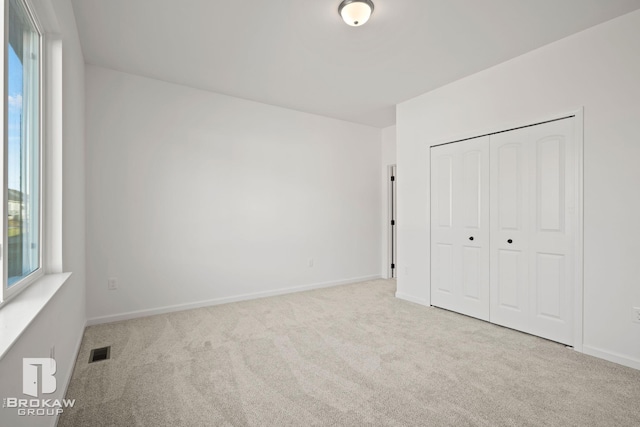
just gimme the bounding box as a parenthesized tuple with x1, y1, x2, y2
(338, 0, 374, 27)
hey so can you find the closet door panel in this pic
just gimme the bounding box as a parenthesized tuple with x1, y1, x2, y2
(431, 137, 490, 321)
(528, 119, 575, 344)
(431, 150, 458, 310)
(459, 143, 490, 318)
(490, 118, 575, 345)
(490, 133, 529, 331)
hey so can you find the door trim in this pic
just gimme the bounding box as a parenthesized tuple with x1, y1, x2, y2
(572, 109, 584, 353)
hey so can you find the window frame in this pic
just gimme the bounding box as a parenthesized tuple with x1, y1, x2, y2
(1, 0, 45, 304)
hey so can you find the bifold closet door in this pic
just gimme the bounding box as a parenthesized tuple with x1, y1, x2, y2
(431, 137, 490, 321)
(490, 118, 575, 345)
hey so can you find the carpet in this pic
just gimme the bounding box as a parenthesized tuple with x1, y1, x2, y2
(59, 279, 640, 426)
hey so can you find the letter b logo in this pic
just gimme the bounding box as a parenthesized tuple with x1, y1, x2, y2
(23, 358, 57, 397)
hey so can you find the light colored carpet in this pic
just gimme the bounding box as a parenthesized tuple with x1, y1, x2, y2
(59, 279, 640, 426)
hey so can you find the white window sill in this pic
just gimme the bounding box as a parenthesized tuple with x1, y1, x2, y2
(0, 272, 72, 360)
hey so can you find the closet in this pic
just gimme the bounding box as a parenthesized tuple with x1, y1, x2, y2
(430, 117, 577, 345)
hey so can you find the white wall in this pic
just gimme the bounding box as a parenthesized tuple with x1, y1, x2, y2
(85, 66, 382, 322)
(380, 125, 396, 278)
(396, 9, 640, 369)
(0, 0, 86, 426)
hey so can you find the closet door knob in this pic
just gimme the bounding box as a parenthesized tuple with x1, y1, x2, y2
(469, 236, 474, 241)
(507, 239, 513, 244)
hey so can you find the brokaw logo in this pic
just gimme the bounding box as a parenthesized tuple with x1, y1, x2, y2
(2, 358, 76, 417)
(23, 358, 56, 397)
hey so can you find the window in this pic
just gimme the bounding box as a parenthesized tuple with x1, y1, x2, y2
(2, 0, 42, 302)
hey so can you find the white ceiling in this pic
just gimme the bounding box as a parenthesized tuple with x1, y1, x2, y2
(70, 0, 640, 128)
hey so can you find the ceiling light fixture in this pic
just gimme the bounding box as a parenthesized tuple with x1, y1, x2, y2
(338, 0, 374, 27)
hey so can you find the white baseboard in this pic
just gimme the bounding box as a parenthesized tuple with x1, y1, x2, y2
(53, 320, 86, 427)
(87, 275, 381, 326)
(395, 292, 429, 306)
(582, 345, 640, 371)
